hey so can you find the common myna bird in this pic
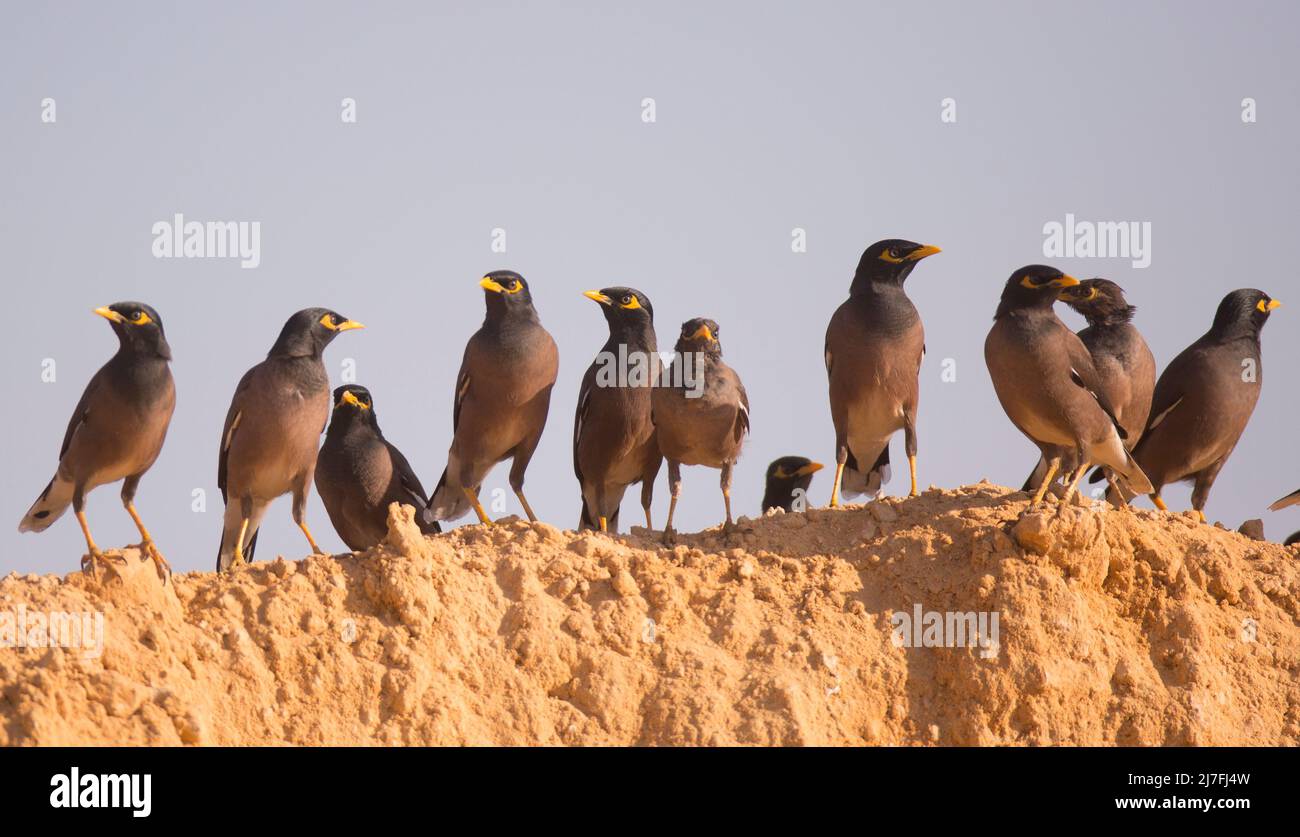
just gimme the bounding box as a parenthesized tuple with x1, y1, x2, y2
(825, 239, 940, 506)
(651, 318, 749, 544)
(1022, 278, 1156, 498)
(762, 456, 823, 513)
(984, 266, 1153, 505)
(216, 308, 363, 571)
(574, 287, 662, 533)
(427, 271, 559, 526)
(316, 385, 441, 551)
(1121, 289, 1280, 521)
(19, 303, 175, 578)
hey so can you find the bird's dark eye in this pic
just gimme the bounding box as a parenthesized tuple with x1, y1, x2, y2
(621, 296, 631, 305)
(508, 280, 519, 290)
(888, 249, 899, 259)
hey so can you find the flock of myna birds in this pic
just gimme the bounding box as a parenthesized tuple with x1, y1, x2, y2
(16, 241, 1300, 579)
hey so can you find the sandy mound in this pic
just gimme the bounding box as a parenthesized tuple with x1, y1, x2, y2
(1, 483, 1297, 746)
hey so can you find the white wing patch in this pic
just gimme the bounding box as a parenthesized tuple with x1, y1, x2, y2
(1147, 396, 1183, 431)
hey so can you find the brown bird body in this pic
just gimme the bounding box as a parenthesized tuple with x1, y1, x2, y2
(574, 287, 661, 533)
(428, 271, 558, 525)
(1022, 278, 1156, 495)
(825, 239, 939, 505)
(985, 266, 1152, 505)
(652, 318, 749, 543)
(316, 385, 440, 551)
(1125, 289, 1279, 519)
(20, 303, 175, 577)
(217, 308, 363, 571)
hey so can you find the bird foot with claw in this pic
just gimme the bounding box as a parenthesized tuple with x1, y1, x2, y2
(80, 549, 126, 579)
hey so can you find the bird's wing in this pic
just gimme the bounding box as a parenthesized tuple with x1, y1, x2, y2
(734, 377, 751, 443)
(573, 370, 593, 484)
(58, 371, 103, 461)
(388, 442, 430, 506)
(1142, 350, 1197, 437)
(1064, 332, 1127, 440)
(218, 366, 256, 502)
(452, 365, 471, 433)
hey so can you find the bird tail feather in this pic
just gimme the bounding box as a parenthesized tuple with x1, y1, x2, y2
(1269, 490, 1300, 512)
(19, 474, 74, 533)
(840, 445, 888, 500)
(427, 467, 471, 522)
(1093, 434, 1153, 496)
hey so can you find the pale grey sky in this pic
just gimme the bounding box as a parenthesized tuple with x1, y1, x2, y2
(2, 0, 1297, 575)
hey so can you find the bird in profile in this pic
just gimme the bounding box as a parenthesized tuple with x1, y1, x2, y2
(762, 456, 823, 513)
(984, 266, 1152, 506)
(1118, 289, 1280, 521)
(651, 318, 749, 544)
(427, 271, 559, 526)
(1022, 278, 1156, 500)
(825, 239, 940, 507)
(19, 303, 176, 579)
(216, 308, 363, 571)
(316, 385, 441, 551)
(573, 287, 662, 533)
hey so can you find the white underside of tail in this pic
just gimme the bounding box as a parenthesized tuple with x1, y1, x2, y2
(18, 474, 75, 533)
(1090, 431, 1153, 495)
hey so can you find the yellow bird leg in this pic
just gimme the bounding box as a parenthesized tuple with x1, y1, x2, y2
(514, 489, 538, 523)
(464, 487, 493, 526)
(1196, 509, 1206, 524)
(599, 516, 608, 533)
(299, 521, 324, 555)
(908, 454, 918, 497)
(1151, 494, 1169, 512)
(1029, 460, 1060, 506)
(126, 501, 171, 580)
(75, 509, 116, 578)
(1061, 462, 1090, 504)
(230, 517, 250, 567)
(829, 462, 846, 508)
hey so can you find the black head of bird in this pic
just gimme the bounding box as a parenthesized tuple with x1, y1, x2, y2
(994, 265, 1080, 318)
(1208, 288, 1281, 339)
(479, 270, 538, 319)
(762, 456, 824, 512)
(329, 384, 378, 429)
(675, 317, 722, 356)
(94, 301, 172, 360)
(269, 308, 364, 357)
(849, 239, 942, 295)
(583, 287, 654, 329)
(1059, 278, 1136, 326)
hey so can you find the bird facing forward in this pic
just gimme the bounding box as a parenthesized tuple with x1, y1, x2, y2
(216, 308, 363, 571)
(316, 384, 441, 551)
(651, 318, 749, 544)
(574, 287, 662, 533)
(19, 303, 176, 579)
(984, 266, 1152, 506)
(427, 271, 559, 526)
(825, 239, 940, 506)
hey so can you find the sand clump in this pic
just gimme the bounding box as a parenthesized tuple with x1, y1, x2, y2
(1, 483, 1297, 746)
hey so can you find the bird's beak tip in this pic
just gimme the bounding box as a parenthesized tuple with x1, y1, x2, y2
(93, 306, 122, 323)
(583, 290, 612, 305)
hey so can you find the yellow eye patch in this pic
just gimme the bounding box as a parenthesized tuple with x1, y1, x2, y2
(319, 313, 364, 331)
(878, 249, 905, 264)
(480, 276, 524, 294)
(130, 310, 152, 326)
(620, 295, 642, 310)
